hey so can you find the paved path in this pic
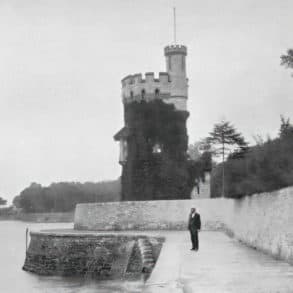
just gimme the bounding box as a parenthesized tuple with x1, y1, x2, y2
(143, 231, 293, 293)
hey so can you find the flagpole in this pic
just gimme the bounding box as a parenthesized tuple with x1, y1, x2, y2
(173, 7, 177, 44)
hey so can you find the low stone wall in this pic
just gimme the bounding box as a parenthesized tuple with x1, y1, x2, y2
(74, 186, 293, 264)
(23, 231, 163, 278)
(74, 199, 231, 231)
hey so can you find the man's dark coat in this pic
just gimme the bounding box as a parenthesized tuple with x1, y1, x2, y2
(188, 212, 201, 232)
(188, 212, 201, 250)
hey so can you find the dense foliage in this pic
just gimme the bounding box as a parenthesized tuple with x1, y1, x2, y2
(211, 118, 293, 198)
(13, 180, 121, 213)
(187, 151, 212, 187)
(281, 49, 293, 71)
(122, 99, 193, 200)
(0, 207, 14, 217)
(0, 197, 7, 206)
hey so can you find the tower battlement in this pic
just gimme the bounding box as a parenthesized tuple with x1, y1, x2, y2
(164, 45, 187, 56)
(121, 44, 188, 111)
(121, 72, 170, 87)
(122, 72, 171, 103)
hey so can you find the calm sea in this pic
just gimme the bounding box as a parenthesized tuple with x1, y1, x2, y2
(0, 221, 143, 293)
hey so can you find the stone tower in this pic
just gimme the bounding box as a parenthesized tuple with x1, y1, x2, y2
(114, 45, 193, 201)
(164, 45, 188, 111)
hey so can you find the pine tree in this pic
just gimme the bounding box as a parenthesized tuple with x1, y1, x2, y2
(207, 120, 248, 197)
(281, 49, 293, 76)
(279, 115, 293, 139)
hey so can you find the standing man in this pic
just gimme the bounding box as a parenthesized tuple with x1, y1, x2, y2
(188, 207, 201, 251)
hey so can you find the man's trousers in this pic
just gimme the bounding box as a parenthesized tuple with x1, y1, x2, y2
(189, 229, 199, 250)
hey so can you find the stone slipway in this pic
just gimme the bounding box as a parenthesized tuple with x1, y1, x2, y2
(143, 231, 293, 293)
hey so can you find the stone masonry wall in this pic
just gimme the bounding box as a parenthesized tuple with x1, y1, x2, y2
(74, 199, 230, 231)
(74, 186, 293, 264)
(222, 187, 293, 264)
(23, 231, 163, 278)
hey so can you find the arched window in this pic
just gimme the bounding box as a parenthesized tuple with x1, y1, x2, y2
(141, 89, 145, 100)
(155, 88, 160, 98)
(130, 91, 134, 100)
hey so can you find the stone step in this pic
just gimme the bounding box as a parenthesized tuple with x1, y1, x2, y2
(137, 238, 156, 273)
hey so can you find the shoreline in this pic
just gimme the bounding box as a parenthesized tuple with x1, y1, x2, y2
(0, 211, 74, 223)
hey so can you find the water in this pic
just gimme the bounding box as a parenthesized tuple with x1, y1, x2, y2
(0, 221, 144, 293)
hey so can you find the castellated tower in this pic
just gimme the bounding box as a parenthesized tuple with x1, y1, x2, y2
(121, 45, 188, 111)
(114, 45, 193, 201)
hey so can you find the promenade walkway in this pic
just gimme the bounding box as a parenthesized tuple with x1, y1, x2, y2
(143, 231, 293, 293)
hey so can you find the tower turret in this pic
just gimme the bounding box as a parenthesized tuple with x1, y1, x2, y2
(164, 45, 188, 111)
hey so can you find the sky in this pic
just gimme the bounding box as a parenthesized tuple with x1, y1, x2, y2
(0, 0, 293, 203)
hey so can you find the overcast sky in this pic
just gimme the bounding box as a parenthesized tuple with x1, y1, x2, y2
(0, 0, 293, 202)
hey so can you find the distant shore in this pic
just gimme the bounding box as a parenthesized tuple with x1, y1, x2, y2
(0, 211, 74, 223)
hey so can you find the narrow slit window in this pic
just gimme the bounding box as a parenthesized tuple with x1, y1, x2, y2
(182, 55, 185, 71)
(141, 89, 145, 100)
(155, 89, 160, 98)
(168, 56, 172, 70)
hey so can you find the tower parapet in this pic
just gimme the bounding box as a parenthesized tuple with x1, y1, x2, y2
(164, 44, 187, 56)
(122, 72, 171, 104)
(121, 45, 188, 111)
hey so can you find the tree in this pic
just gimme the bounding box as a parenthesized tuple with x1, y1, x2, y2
(13, 179, 121, 213)
(210, 117, 293, 198)
(252, 134, 265, 146)
(279, 115, 293, 139)
(281, 49, 293, 75)
(188, 142, 201, 161)
(188, 138, 212, 161)
(187, 139, 213, 195)
(0, 197, 7, 206)
(207, 120, 248, 197)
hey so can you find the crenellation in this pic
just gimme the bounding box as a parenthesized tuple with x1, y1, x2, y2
(121, 71, 172, 102)
(122, 72, 169, 87)
(121, 44, 188, 111)
(133, 73, 142, 83)
(164, 45, 187, 56)
(145, 72, 154, 83)
(121, 75, 133, 86)
(159, 72, 169, 84)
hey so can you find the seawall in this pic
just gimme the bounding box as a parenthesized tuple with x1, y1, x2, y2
(23, 231, 163, 278)
(74, 186, 293, 264)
